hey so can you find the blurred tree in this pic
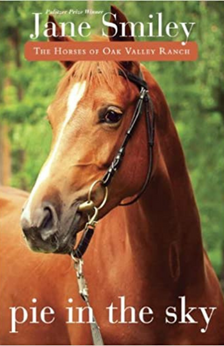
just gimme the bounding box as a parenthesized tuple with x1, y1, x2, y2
(0, 124, 11, 185)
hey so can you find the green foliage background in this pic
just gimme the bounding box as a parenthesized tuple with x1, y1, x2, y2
(1, 1, 224, 281)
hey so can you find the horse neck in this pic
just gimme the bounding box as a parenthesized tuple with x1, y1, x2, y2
(117, 88, 205, 291)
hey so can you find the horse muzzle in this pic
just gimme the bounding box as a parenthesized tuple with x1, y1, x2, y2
(21, 201, 83, 254)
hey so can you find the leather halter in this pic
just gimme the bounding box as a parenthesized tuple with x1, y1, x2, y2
(71, 68, 155, 259)
(102, 68, 155, 206)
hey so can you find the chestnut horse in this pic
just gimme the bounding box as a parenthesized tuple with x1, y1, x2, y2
(0, 6, 224, 345)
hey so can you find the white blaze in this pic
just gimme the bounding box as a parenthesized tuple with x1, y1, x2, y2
(22, 81, 86, 221)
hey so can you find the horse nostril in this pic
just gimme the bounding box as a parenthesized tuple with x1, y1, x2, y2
(40, 207, 53, 230)
(21, 203, 58, 241)
(39, 205, 58, 241)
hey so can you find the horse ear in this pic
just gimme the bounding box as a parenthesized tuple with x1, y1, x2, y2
(108, 6, 139, 73)
(108, 6, 134, 42)
(47, 15, 74, 70)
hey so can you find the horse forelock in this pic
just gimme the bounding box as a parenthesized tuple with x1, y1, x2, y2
(56, 60, 122, 97)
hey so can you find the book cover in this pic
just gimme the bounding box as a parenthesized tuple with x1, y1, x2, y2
(0, 0, 224, 345)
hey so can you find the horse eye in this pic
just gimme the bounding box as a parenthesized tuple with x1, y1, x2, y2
(104, 110, 122, 124)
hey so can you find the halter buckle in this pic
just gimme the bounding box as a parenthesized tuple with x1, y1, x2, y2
(78, 179, 108, 212)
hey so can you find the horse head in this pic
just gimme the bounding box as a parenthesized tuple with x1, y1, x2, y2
(21, 6, 160, 254)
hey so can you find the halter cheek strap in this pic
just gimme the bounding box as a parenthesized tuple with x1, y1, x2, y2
(102, 69, 155, 206)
